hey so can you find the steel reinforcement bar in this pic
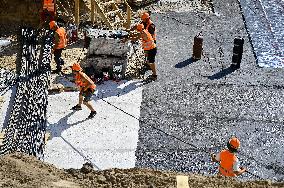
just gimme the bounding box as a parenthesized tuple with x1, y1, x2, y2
(0, 28, 53, 159)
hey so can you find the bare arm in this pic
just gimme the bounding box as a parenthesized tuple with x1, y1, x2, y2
(234, 167, 247, 176)
(121, 32, 141, 43)
(211, 153, 219, 162)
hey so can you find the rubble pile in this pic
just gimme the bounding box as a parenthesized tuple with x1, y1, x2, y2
(0, 153, 283, 188)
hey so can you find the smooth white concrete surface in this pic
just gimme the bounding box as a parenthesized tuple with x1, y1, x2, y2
(44, 80, 143, 170)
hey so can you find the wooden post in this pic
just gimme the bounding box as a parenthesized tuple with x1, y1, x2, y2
(93, 0, 113, 29)
(91, 0, 95, 23)
(123, 0, 132, 29)
(126, 4, 131, 29)
(74, 0, 80, 26)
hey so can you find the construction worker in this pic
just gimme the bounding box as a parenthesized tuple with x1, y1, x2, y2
(127, 24, 157, 80)
(211, 137, 247, 177)
(140, 12, 156, 44)
(70, 63, 97, 119)
(40, 0, 55, 27)
(49, 21, 67, 73)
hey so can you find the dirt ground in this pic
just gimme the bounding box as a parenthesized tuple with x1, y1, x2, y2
(0, 153, 283, 188)
(1, 0, 284, 187)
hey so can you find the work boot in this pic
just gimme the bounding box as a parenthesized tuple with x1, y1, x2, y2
(88, 111, 97, 119)
(146, 75, 157, 81)
(71, 105, 82, 111)
(151, 75, 158, 81)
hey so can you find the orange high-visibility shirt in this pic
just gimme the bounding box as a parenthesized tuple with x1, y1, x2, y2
(43, 0, 55, 12)
(146, 20, 156, 41)
(55, 27, 67, 49)
(74, 72, 96, 90)
(141, 30, 156, 51)
(218, 150, 238, 177)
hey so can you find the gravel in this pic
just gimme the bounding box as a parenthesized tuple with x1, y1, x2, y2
(135, 0, 284, 182)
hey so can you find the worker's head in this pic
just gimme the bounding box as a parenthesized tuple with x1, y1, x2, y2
(71, 63, 82, 72)
(49, 21, 57, 30)
(141, 12, 150, 22)
(227, 137, 240, 152)
(136, 24, 144, 32)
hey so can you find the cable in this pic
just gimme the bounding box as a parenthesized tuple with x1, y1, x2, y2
(97, 94, 267, 180)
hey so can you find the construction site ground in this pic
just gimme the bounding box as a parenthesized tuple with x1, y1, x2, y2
(0, 0, 284, 187)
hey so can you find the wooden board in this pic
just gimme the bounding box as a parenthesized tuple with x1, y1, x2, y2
(176, 175, 189, 188)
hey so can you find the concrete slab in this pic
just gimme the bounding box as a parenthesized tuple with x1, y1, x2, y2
(44, 80, 144, 170)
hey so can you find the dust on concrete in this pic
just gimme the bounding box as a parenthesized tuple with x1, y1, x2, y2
(0, 152, 283, 188)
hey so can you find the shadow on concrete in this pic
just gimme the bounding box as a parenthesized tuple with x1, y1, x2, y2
(207, 65, 238, 80)
(92, 80, 144, 101)
(2, 86, 17, 130)
(47, 111, 88, 139)
(46, 111, 101, 170)
(174, 57, 196, 68)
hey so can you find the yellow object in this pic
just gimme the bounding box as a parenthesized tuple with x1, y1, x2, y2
(176, 175, 189, 188)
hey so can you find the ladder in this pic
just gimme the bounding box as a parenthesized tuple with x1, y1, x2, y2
(90, 0, 133, 30)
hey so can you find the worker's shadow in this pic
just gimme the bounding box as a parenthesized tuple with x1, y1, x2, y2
(46, 111, 87, 140)
(207, 65, 238, 80)
(46, 111, 101, 169)
(92, 80, 144, 100)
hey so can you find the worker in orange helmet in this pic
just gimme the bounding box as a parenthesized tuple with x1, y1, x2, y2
(211, 137, 247, 177)
(128, 24, 157, 81)
(140, 12, 156, 44)
(134, 23, 158, 81)
(70, 63, 97, 119)
(49, 21, 68, 74)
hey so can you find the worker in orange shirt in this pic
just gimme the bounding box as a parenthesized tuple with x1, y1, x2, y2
(127, 24, 157, 81)
(211, 137, 247, 177)
(70, 63, 97, 119)
(49, 21, 67, 73)
(140, 12, 156, 44)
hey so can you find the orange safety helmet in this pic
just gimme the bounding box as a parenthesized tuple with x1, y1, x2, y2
(136, 24, 144, 32)
(141, 12, 150, 20)
(71, 63, 82, 71)
(229, 137, 240, 149)
(49, 21, 57, 29)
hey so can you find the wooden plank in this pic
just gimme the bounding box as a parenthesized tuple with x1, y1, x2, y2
(125, 0, 132, 29)
(74, 0, 80, 26)
(176, 175, 189, 188)
(93, 0, 113, 29)
(111, 2, 124, 21)
(91, 0, 95, 23)
(0, 132, 5, 139)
